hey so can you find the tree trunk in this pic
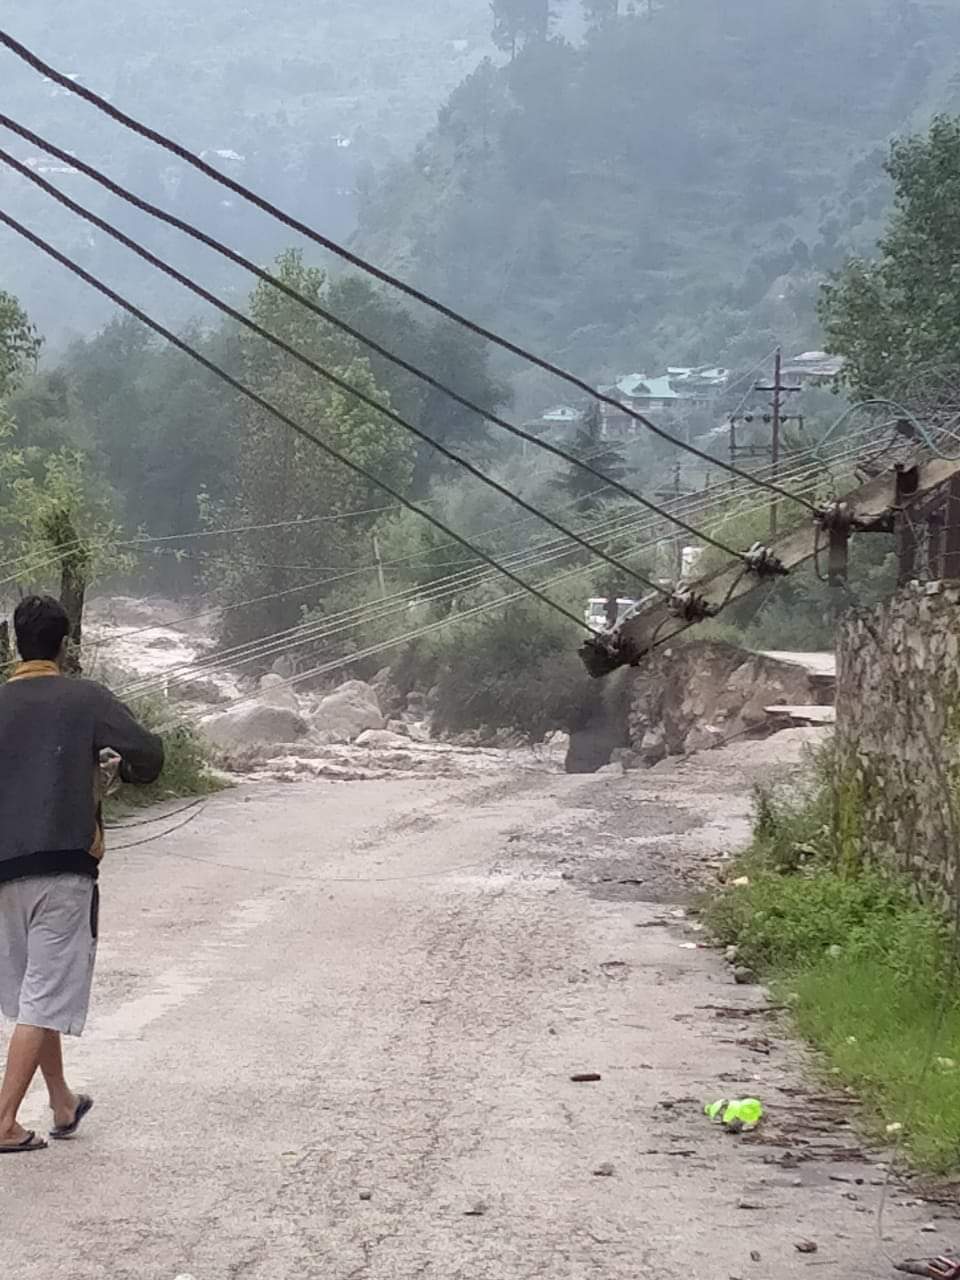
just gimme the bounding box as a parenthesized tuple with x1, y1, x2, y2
(41, 507, 90, 675)
(60, 551, 87, 675)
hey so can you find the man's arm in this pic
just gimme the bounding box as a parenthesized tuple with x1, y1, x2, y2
(93, 688, 165, 785)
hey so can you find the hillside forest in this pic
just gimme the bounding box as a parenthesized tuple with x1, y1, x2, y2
(2, 0, 960, 734)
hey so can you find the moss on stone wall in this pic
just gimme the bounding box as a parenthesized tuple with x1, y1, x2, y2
(832, 760, 865, 877)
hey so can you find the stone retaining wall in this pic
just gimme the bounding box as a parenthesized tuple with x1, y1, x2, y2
(565, 640, 832, 772)
(836, 584, 960, 903)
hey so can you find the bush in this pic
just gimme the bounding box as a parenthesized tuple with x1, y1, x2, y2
(112, 697, 222, 809)
(428, 599, 598, 741)
(705, 864, 926, 974)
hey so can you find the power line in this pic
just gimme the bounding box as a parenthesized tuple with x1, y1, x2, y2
(87, 485, 658, 656)
(117, 498, 679, 699)
(121, 434, 873, 704)
(0, 209, 595, 636)
(0, 33, 816, 513)
(0, 153, 671, 597)
(2, 115, 771, 556)
(0, 503, 402, 587)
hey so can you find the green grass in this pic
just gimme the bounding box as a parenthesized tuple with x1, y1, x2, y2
(789, 957, 960, 1172)
(704, 758, 960, 1174)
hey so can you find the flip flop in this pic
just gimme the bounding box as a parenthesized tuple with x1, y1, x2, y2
(0, 1130, 47, 1153)
(49, 1094, 94, 1140)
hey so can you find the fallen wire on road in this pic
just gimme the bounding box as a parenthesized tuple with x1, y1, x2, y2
(108, 804, 207, 851)
(105, 796, 208, 830)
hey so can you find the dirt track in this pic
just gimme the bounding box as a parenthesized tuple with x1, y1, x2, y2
(1, 737, 950, 1279)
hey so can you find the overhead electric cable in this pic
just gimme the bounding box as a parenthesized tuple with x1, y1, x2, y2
(1, 116, 777, 551)
(0, 32, 816, 511)
(0, 209, 594, 635)
(99, 420, 881, 700)
(0, 154, 671, 595)
(122, 436, 875, 702)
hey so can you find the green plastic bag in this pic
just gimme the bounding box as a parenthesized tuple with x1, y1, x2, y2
(704, 1097, 764, 1132)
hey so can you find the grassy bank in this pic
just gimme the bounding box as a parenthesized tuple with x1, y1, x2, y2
(705, 754, 960, 1174)
(110, 697, 223, 811)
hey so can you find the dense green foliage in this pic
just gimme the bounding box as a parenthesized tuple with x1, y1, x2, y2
(358, 1, 960, 383)
(403, 596, 598, 742)
(705, 761, 960, 1173)
(208, 252, 416, 646)
(821, 116, 960, 398)
(0, 292, 41, 400)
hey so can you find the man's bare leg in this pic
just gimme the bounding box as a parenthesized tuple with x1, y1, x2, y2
(38, 1030, 78, 1130)
(0, 1023, 46, 1145)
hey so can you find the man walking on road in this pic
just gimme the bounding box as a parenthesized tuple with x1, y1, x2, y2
(0, 596, 164, 1153)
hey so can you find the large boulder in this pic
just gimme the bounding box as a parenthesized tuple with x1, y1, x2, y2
(258, 673, 300, 712)
(354, 729, 413, 750)
(201, 704, 310, 752)
(312, 681, 384, 743)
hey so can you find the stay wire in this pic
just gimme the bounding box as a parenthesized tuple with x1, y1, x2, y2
(0, 209, 594, 637)
(4, 116, 758, 557)
(0, 155, 668, 599)
(0, 33, 815, 514)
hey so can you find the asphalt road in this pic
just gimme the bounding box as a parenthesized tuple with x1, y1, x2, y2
(1, 743, 948, 1279)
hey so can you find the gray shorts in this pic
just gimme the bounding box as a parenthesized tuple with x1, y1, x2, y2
(0, 875, 99, 1037)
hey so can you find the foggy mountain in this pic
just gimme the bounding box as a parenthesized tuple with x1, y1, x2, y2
(0, 0, 494, 343)
(355, 0, 960, 383)
(4, 0, 960, 374)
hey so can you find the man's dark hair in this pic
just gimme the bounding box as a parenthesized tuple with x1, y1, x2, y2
(13, 595, 70, 662)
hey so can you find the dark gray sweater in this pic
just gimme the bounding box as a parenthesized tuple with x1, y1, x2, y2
(0, 672, 164, 884)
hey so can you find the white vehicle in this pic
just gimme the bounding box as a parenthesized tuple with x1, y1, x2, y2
(585, 597, 638, 630)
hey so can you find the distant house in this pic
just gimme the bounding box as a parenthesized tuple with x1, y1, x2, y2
(540, 405, 581, 425)
(599, 364, 729, 434)
(782, 351, 844, 384)
(668, 366, 730, 396)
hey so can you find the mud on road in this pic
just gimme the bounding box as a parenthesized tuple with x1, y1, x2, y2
(2, 730, 951, 1279)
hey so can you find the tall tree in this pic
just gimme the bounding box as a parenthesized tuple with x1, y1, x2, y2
(214, 251, 415, 649)
(0, 291, 41, 400)
(555, 402, 627, 514)
(491, 0, 552, 58)
(324, 276, 511, 497)
(820, 116, 960, 398)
